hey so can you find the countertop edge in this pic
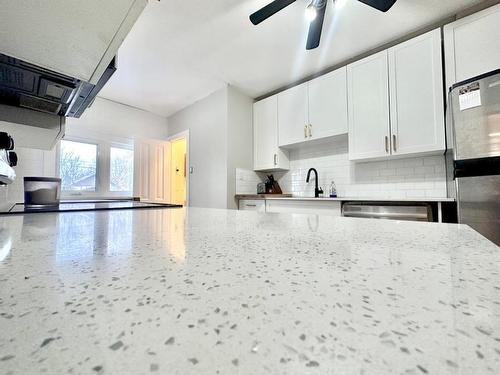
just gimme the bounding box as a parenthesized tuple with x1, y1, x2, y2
(235, 195, 456, 203)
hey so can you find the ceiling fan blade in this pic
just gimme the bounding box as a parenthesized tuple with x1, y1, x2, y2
(357, 0, 397, 12)
(250, 0, 297, 25)
(306, 2, 327, 50)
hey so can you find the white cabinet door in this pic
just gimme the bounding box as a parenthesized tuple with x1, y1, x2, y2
(278, 83, 309, 146)
(265, 200, 341, 216)
(444, 4, 500, 92)
(308, 67, 348, 141)
(253, 96, 289, 171)
(389, 29, 445, 156)
(238, 200, 266, 212)
(348, 51, 391, 160)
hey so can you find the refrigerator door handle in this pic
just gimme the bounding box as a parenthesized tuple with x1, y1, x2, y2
(454, 156, 500, 179)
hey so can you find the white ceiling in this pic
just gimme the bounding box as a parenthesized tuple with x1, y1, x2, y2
(99, 0, 486, 117)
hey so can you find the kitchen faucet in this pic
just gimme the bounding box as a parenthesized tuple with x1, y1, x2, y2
(306, 168, 323, 198)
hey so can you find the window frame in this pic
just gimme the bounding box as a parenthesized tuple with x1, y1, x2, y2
(57, 136, 134, 199)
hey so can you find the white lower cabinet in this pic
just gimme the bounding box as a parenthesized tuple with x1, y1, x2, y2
(265, 200, 341, 216)
(238, 199, 266, 212)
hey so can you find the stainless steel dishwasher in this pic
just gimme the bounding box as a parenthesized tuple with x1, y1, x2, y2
(342, 202, 433, 222)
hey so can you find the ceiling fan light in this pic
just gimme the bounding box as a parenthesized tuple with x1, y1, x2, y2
(305, 3, 317, 22)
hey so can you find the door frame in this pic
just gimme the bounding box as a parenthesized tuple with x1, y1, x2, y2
(167, 130, 190, 207)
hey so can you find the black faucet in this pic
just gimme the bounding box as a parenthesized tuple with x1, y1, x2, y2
(306, 168, 323, 198)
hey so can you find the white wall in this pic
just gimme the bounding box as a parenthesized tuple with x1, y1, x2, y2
(167, 86, 254, 209)
(226, 86, 253, 209)
(236, 136, 447, 199)
(66, 97, 168, 142)
(2, 97, 168, 203)
(167, 87, 229, 209)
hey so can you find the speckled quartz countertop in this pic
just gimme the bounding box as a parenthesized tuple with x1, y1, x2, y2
(0, 207, 499, 375)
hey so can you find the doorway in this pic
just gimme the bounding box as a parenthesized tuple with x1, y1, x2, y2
(170, 137, 187, 205)
(133, 130, 189, 206)
(168, 130, 189, 206)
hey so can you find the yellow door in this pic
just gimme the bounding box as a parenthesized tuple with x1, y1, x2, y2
(170, 138, 187, 205)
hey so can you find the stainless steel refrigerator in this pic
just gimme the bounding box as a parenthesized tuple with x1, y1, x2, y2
(446, 69, 500, 246)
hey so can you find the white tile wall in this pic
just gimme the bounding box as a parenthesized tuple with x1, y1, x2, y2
(236, 137, 447, 199)
(280, 137, 447, 199)
(5, 147, 57, 203)
(235, 168, 265, 194)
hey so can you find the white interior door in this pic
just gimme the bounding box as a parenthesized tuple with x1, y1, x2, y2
(388, 28, 445, 156)
(134, 139, 171, 203)
(348, 51, 391, 160)
(278, 83, 309, 147)
(308, 67, 348, 140)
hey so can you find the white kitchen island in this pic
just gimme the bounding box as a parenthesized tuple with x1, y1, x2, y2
(0, 207, 499, 374)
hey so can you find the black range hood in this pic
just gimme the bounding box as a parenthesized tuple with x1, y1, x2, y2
(0, 53, 116, 118)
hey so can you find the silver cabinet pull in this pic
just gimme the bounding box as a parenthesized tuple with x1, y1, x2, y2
(273, 153, 277, 166)
(308, 124, 312, 138)
(246, 204, 257, 207)
(304, 125, 308, 138)
(393, 134, 397, 152)
(385, 136, 389, 153)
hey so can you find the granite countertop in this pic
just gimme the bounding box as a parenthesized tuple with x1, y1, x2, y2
(235, 194, 456, 202)
(0, 207, 499, 374)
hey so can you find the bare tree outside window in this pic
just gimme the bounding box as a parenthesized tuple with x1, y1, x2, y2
(59, 140, 97, 191)
(110, 147, 134, 192)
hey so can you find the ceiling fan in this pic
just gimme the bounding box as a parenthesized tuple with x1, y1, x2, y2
(250, 0, 398, 50)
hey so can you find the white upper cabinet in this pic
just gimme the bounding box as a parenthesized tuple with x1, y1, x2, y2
(0, 0, 147, 84)
(388, 29, 445, 156)
(308, 67, 348, 141)
(254, 96, 289, 171)
(347, 51, 391, 160)
(444, 4, 500, 92)
(278, 83, 309, 146)
(348, 29, 445, 161)
(277, 68, 348, 147)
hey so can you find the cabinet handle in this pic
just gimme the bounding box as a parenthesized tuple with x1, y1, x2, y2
(246, 204, 257, 207)
(393, 135, 397, 152)
(274, 153, 277, 166)
(304, 125, 308, 138)
(308, 124, 312, 138)
(385, 136, 389, 153)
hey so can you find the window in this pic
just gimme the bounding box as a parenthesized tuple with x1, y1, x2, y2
(58, 138, 134, 197)
(60, 140, 97, 192)
(110, 147, 134, 192)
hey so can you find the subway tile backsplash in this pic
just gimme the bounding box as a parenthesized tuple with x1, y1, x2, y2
(236, 136, 447, 199)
